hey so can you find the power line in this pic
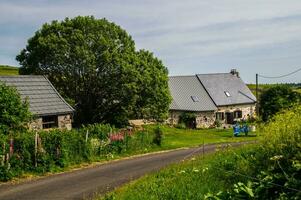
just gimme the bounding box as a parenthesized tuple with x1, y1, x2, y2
(258, 67, 301, 79)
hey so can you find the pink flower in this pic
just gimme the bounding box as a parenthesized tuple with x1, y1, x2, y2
(109, 132, 124, 142)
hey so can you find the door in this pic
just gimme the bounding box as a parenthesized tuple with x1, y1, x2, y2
(225, 112, 234, 124)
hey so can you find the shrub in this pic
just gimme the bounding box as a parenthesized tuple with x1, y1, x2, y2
(81, 124, 114, 140)
(259, 85, 301, 122)
(153, 126, 163, 146)
(0, 82, 32, 134)
(0, 123, 160, 181)
(175, 122, 186, 129)
(179, 112, 196, 129)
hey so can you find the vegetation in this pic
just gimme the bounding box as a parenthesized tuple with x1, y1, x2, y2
(259, 85, 301, 121)
(154, 126, 257, 150)
(0, 124, 154, 181)
(179, 112, 197, 128)
(0, 82, 31, 134)
(101, 105, 301, 200)
(16, 16, 171, 127)
(247, 83, 301, 97)
(0, 65, 19, 75)
(0, 124, 256, 182)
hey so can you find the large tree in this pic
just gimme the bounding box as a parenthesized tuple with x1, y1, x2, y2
(259, 85, 301, 122)
(16, 16, 171, 126)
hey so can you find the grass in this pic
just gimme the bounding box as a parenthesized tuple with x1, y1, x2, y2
(94, 125, 259, 199)
(0, 65, 19, 75)
(3, 126, 258, 183)
(100, 106, 301, 200)
(100, 144, 257, 200)
(154, 126, 258, 150)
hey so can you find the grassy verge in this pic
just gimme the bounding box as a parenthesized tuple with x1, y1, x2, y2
(99, 106, 301, 200)
(100, 144, 257, 200)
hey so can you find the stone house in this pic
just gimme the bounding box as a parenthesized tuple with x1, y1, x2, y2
(168, 70, 256, 128)
(0, 75, 74, 130)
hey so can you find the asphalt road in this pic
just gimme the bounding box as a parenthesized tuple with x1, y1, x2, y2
(0, 142, 251, 200)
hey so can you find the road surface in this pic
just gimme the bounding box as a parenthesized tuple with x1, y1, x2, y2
(0, 142, 251, 200)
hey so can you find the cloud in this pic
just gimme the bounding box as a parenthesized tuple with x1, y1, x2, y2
(0, 0, 301, 83)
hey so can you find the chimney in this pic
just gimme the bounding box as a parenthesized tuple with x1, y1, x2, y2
(230, 69, 239, 77)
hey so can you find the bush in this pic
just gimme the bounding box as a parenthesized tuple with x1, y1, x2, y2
(259, 85, 301, 122)
(175, 122, 186, 129)
(153, 126, 163, 146)
(81, 124, 114, 140)
(179, 112, 196, 129)
(0, 82, 31, 134)
(0, 123, 160, 181)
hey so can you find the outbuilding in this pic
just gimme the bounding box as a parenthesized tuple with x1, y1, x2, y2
(0, 75, 74, 130)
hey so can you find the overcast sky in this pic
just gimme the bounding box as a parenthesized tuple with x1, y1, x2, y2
(1, 0, 301, 83)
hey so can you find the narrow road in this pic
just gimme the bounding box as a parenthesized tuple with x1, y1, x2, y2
(0, 142, 251, 200)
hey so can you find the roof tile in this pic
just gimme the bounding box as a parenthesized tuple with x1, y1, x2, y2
(0, 75, 74, 116)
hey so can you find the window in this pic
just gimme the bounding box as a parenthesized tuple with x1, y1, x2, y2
(191, 96, 200, 102)
(42, 115, 58, 129)
(234, 110, 242, 119)
(224, 91, 231, 97)
(216, 112, 224, 120)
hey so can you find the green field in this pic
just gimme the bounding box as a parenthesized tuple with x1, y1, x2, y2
(151, 126, 257, 150)
(0, 65, 19, 75)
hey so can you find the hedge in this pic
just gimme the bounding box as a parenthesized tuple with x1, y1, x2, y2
(0, 124, 162, 181)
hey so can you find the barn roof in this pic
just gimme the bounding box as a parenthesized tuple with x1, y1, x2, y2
(0, 75, 74, 117)
(168, 76, 217, 111)
(196, 73, 256, 106)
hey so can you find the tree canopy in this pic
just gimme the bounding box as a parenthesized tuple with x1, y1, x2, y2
(259, 85, 301, 122)
(16, 16, 171, 127)
(0, 82, 32, 133)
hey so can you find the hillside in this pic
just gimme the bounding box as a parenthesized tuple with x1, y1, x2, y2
(247, 83, 301, 96)
(0, 65, 19, 75)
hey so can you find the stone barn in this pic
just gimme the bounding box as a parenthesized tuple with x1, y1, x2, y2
(0, 75, 74, 130)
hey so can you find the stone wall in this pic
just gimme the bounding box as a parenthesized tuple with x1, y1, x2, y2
(29, 114, 72, 131)
(217, 103, 256, 122)
(168, 103, 256, 128)
(168, 110, 216, 128)
(58, 114, 72, 130)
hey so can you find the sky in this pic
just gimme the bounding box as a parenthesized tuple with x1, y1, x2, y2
(0, 0, 301, 83)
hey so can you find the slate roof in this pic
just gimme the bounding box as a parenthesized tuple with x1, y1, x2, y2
(168, 76, 217, 111)
(0, 75, 74, 116)
(196, 73, 256, 106)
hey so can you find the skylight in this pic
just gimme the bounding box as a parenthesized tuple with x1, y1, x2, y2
(191, 96, 200, 102)
(224, 91, 231, 97)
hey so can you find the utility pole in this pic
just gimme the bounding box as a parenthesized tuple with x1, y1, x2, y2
(256, 73, 259, 116)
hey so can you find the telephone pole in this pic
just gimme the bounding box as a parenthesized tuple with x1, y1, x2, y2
(256, 73, 259, 116)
